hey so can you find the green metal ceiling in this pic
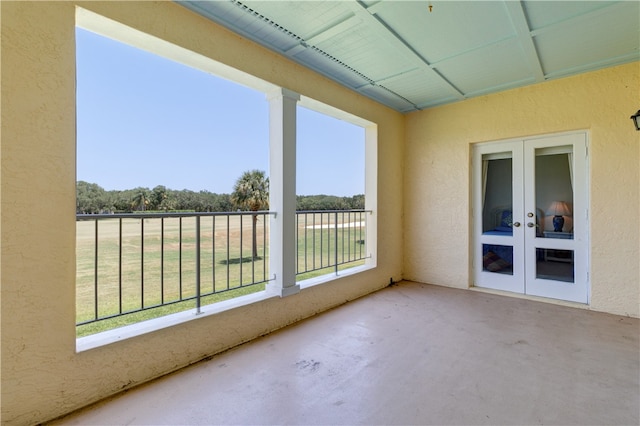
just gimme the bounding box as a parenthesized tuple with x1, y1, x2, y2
(180, 1, 640, 112)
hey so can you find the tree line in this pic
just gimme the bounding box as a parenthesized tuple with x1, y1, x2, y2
(76, 181, 364, 214)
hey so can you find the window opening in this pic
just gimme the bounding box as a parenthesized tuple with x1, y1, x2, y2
(295, 105, 369, 281)
(75, 26, 270, 337)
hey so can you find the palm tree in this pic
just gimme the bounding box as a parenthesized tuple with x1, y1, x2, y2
(131, 188, 150, 212)
(150, 185, 168, 211)
(231, 170, 269, 259)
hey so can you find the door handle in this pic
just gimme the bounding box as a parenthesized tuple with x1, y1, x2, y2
(527, 222, 535, 228)
(513, 222, 521, 227)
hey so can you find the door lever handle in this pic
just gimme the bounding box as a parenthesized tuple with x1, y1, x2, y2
(513, 222, 521, 227)
(527, 222, 535, 228)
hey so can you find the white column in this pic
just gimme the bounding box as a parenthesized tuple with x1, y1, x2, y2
(267, 88, 300, 297)
(364, 124, 378, 267)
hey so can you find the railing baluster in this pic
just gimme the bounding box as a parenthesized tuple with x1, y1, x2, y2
(226, 214, 230, 290)
(320, 213, 324, 269)
(328, 212, 331, 268)
(303, 213, 307, 273)
(347, 211, 351, 262)
(239, 214, 243, 286)
(141, 217, 144, 309)
(325, 212, 329, 269)
(179, 217, 183, 299)
(196, 216, 201, 314)
(341, 211, 345, 264)
(212, 215, 216, 293)
(312, 212, 316, 272)
(263, 212, 267, 282)
(94, 219, 99, 321)
(334, 211, 339, 275)
(362, 212, 366, 258)
(251, 214, 255, 285)
(161, 217, 164, 305)
(119, 218, 123, 314)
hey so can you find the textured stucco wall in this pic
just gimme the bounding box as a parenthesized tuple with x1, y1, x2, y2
(0, 2, 404, 424)
(404, 62, 640, 318)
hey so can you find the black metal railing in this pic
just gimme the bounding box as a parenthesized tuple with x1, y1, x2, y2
(76, 211, 272, 330)
(295, 210, 369, 279)
(76, 209, 369, 334)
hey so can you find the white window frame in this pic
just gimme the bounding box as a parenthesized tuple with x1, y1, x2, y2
(75, 7, 377, 351)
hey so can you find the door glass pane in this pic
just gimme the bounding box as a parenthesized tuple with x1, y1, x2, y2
(535, 147, 574, 239)
(482, 154, 512, 235)
(536, 248, 574, 282)
(483, 244, 513, 275)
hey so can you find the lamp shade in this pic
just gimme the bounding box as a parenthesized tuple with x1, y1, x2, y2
(546, 201, 571, 217)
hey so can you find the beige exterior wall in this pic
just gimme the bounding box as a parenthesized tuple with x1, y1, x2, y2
(0, 2, 404, 424)
(2, 1, 638, 424)
(404, 62, 640, 318)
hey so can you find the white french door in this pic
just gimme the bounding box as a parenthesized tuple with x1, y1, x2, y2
(473, 132, 589, 303)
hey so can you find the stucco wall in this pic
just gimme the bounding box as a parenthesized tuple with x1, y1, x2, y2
(404, 62, 640, 318)
(0, 2, 404, 424)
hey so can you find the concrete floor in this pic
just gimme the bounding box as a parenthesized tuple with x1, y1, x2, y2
(52, 281, 639, 425)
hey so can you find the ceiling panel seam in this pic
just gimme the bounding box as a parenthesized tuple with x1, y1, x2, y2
(462, 75, 538, 98)
(542, 52, 640, 80)
(504, 1, 545, 82)
(529, 1, 633, 37)
(373, 68, 421, 86)
(305, 13, 360, 46)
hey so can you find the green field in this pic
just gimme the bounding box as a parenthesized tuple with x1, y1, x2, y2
(76, 213, 366, 336)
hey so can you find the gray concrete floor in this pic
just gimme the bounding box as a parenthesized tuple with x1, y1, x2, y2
(52, 281, 639, 425)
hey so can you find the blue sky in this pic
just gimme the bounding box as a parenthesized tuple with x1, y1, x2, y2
(76, 28, 364, 197)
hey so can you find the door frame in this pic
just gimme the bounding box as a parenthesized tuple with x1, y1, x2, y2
(471, 130, 590, 304)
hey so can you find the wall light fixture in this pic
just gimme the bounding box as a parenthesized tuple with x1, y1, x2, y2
(631, 110, 640, 131)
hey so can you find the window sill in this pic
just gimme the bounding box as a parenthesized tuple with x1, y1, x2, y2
(76, 290, 275, 353)
(298, 263, 375, 290)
